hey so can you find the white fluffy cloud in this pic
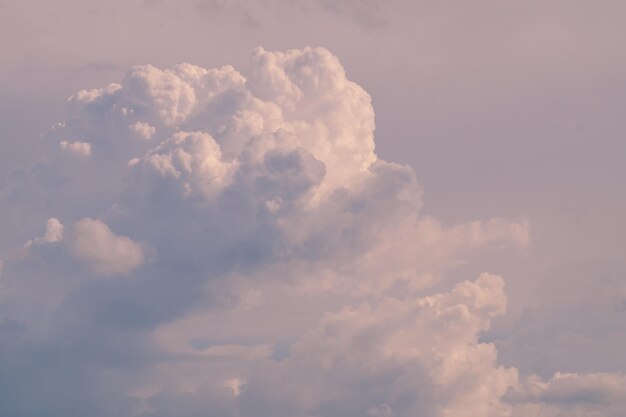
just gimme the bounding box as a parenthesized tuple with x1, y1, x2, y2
(0, 47, 622, 417)
(70, 217, 144, 275)
(129, 122, 157, 140)
(29, 217, 65, 245)
(237, 274, 516, 417)
(60, 140, 92, 157)
(129, 130, 237, 199)
(508, 372, 626, 417)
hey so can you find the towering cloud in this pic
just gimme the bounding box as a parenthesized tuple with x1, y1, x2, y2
(0, 47, 622, 417)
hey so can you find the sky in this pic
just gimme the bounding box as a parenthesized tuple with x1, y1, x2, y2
(1, 1, 626, 416)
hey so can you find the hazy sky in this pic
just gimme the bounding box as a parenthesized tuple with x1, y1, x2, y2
(1, 1, 626, 416)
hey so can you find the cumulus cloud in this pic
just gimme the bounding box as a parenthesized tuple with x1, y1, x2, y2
(0, 46, 621, 417)
(28, 217, 65, 245)
(59, 140, 92, 156)
(224, 377, 247, 397)
(130, 130, 237, 199)
(508, 372, 626, 417)
(234, 274, 515, 417)
(70, 217, 144, 275)
(42, 217, 65, 242)
(130, 121, 157, 140)
(19, 217, 64, 253)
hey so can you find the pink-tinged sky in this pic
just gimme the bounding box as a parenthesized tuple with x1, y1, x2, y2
(1, 1, 626, 416)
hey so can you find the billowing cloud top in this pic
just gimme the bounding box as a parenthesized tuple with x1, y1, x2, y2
(0, 47, 621, 417)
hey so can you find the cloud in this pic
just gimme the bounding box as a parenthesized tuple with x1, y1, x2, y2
(234, 274, 515, 417)
(508, 373, 626, 417)
(129, 130, 237, 199)
(129, 121, 157, 140)
(224, 377, 247, 397)
(0, 46, 620, 417)
(41, 217, 65, 243)
(70, 217, 144, 275)
(59, 140, 91, 156)
(27, 217, 65, 246)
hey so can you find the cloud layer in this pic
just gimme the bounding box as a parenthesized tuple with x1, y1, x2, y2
(0, 47, 622, 417)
